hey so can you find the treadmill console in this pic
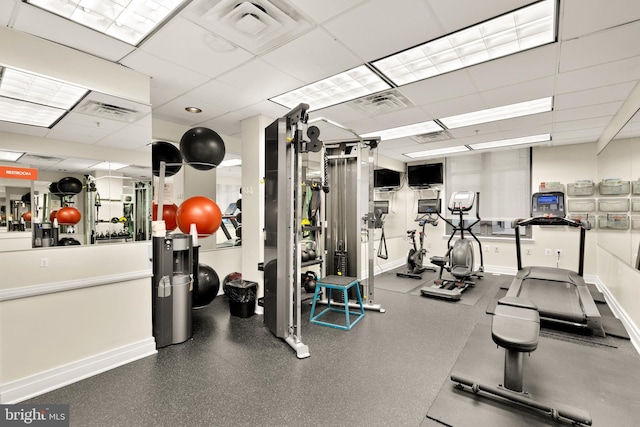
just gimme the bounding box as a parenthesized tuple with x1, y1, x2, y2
(418, 198, 440, 214)
(448, 191, 475, 212)
(531, 191, 565, 217)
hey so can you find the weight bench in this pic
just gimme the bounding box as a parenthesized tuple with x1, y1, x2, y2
(451, 297, 592, 425)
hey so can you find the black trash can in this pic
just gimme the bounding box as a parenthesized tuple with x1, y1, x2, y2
(225, 279, 257, 318)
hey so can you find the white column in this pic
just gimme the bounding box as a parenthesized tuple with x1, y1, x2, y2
(240, 115, 271, 314)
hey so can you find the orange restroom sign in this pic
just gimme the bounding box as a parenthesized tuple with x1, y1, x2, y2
(0, 165, 38, 180)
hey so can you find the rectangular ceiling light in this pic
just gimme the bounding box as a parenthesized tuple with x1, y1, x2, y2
(270, 65, 392, 111)
(439, 97, 553, 129)
(361, 120, 443, 141)
(0, 150, 25, 161)
(372, 0, 556, 86)
(0, 67, 88, 127)
(468, 133, 551, 150)
(404, 145, 470, 159)
(25, 0, 189, 46)
(91, 161, 129, 170)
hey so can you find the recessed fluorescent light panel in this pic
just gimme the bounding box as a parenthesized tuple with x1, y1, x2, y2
(0, 150, 25, 161)
(469, 133, 551, 150)
(404, 145, 470, 159)
(0, 67, 88, 127)
(91, 161, 129, 170)
(270, 65, 392, 111)
(372, 0, 556, 86)
(361, 121, 443, 141)
(25, 0, 189, 45)
(440, 97, 553, 129)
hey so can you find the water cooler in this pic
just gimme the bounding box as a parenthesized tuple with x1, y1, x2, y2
(33, 222, 58, 247)
(152, 232, 193, 348)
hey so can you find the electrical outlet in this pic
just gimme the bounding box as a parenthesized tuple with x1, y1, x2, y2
(494, 246, 499, 253)
(40, 258, 49, 267)
(484, 245, 490, 252)
(556, 249, 562, 257)
(545, 249, 552, 256)
(526, 248, 532, 255)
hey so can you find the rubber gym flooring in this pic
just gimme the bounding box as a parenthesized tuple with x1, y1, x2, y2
(23, 269, 640, 426)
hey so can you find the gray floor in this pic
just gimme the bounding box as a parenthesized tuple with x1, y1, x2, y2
(24, 272, 639, 427)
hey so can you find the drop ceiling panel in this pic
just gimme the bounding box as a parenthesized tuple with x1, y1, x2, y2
(196, 112, 245, 137)
(232, 100, 288, 122)
(561, 0, 640, 40)
(466, 44, 558, 92)
(553, 101, 623, 123)
(13, 5, 134, 62)
(495, 111, 553, 132)
(323, 0, 441, 62)
(480, 77, 555, 108)
(96, 119, 153, 151)
(152, 98, 226, 127)
(552, 128, 604, 145)
(186, 80, 263, 112)
(555, 56, 640, 95)
(0, 122, 49, 138)
(397, 70, 477, 107)
(553, 116, 612, 133)
(0, 1, 15, 26)
(262, 28, 362, 84)
(217, 58, 305, 100)
(368, 107, 435, 130)
(47, 112, 127, 144)
(427, 0, 532, 34)
(294, 0, 367, 24)
(119, 50, 210, 107)
(554, 82, 637, 110)
(559, 21, 640, 73)
(421, 93, 486, 119)
(312, 103, 369, 125)
(139, 17, 254, 79)
(52, 158, 103, 174)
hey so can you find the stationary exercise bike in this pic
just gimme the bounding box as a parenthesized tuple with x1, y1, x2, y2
(396, 198, 439, 280)
(421, 191, 484, 300)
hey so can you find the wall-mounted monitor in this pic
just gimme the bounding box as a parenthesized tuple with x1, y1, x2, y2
(374, 168, 401, 190)
(407, 163, 443, 188)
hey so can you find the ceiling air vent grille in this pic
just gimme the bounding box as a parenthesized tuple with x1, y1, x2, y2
(74, 100, 142, 123)
(195, 0, 310, 54)
(351, 90, 414, 115)
(412, 130, 453, 144)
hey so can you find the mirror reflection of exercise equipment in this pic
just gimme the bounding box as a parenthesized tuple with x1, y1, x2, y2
(374, 200, 389, 260)
(396, 198, 439, 280)
(421, 191, 484, 301)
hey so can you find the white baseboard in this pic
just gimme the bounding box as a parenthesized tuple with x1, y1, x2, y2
(0, 338, 157, 404)
(592, 277, 640, 355)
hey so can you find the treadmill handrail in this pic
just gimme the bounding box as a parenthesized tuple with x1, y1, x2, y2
(512, 216, 591, 230)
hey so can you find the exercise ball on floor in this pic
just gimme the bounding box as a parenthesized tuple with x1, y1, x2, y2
(180, 127, 225, 170)
(58, 177, 83, 195)
(56, 206, 82, 225)
(176, 196, 222, 236)
(152, 141, 183, 177)
(152, 202, 178, 231)
(193, 263, 220, 308)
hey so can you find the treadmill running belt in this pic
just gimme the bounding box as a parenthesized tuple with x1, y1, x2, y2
(518, 278, 586, 323)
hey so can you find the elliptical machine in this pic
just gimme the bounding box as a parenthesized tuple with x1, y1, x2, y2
(396, 198, 439, 280)
(421, 191, 484, 301)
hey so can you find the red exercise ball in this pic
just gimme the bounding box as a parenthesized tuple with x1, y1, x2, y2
(56, 206, 82, 225)
(176, 196, 222, 237)
(50, 210, 58, 222)
(21, 211, 32, 222)
(152, 202, 179, 231)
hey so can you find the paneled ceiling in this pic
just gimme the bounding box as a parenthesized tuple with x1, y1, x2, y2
(1, 0, 639, 171)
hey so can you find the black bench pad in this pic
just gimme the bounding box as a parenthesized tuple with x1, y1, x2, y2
(492, 303, 540, 353)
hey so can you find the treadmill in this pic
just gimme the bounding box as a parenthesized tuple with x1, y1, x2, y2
(506, 191, 605, 337)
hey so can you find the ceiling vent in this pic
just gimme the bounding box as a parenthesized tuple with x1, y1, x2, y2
(412, 130, 453, 144)
(17, 154, 64, 166)
(191, 0, 310, 54)
(73, 100, 144, 123)
(351, 90, 414, 116)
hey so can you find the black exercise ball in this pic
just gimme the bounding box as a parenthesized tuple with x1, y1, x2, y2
(58, 237, 81, 246)
(21, 192, 31, 204)
(180, 127, 225, 170)
(49, 182, 65, 198)
(302, 250, 309, 262)
(235, 212, 242, 224)
(58, 177, 83, 195)
(235, 198, 242, 211)
(307, 249, 316, 260)
(152, 141, 183, 177)
(193, 263, 220, 309)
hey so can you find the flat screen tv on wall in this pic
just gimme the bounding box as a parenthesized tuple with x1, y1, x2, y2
(407, 163, 443, 187)
(374, 168, 401, 189)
